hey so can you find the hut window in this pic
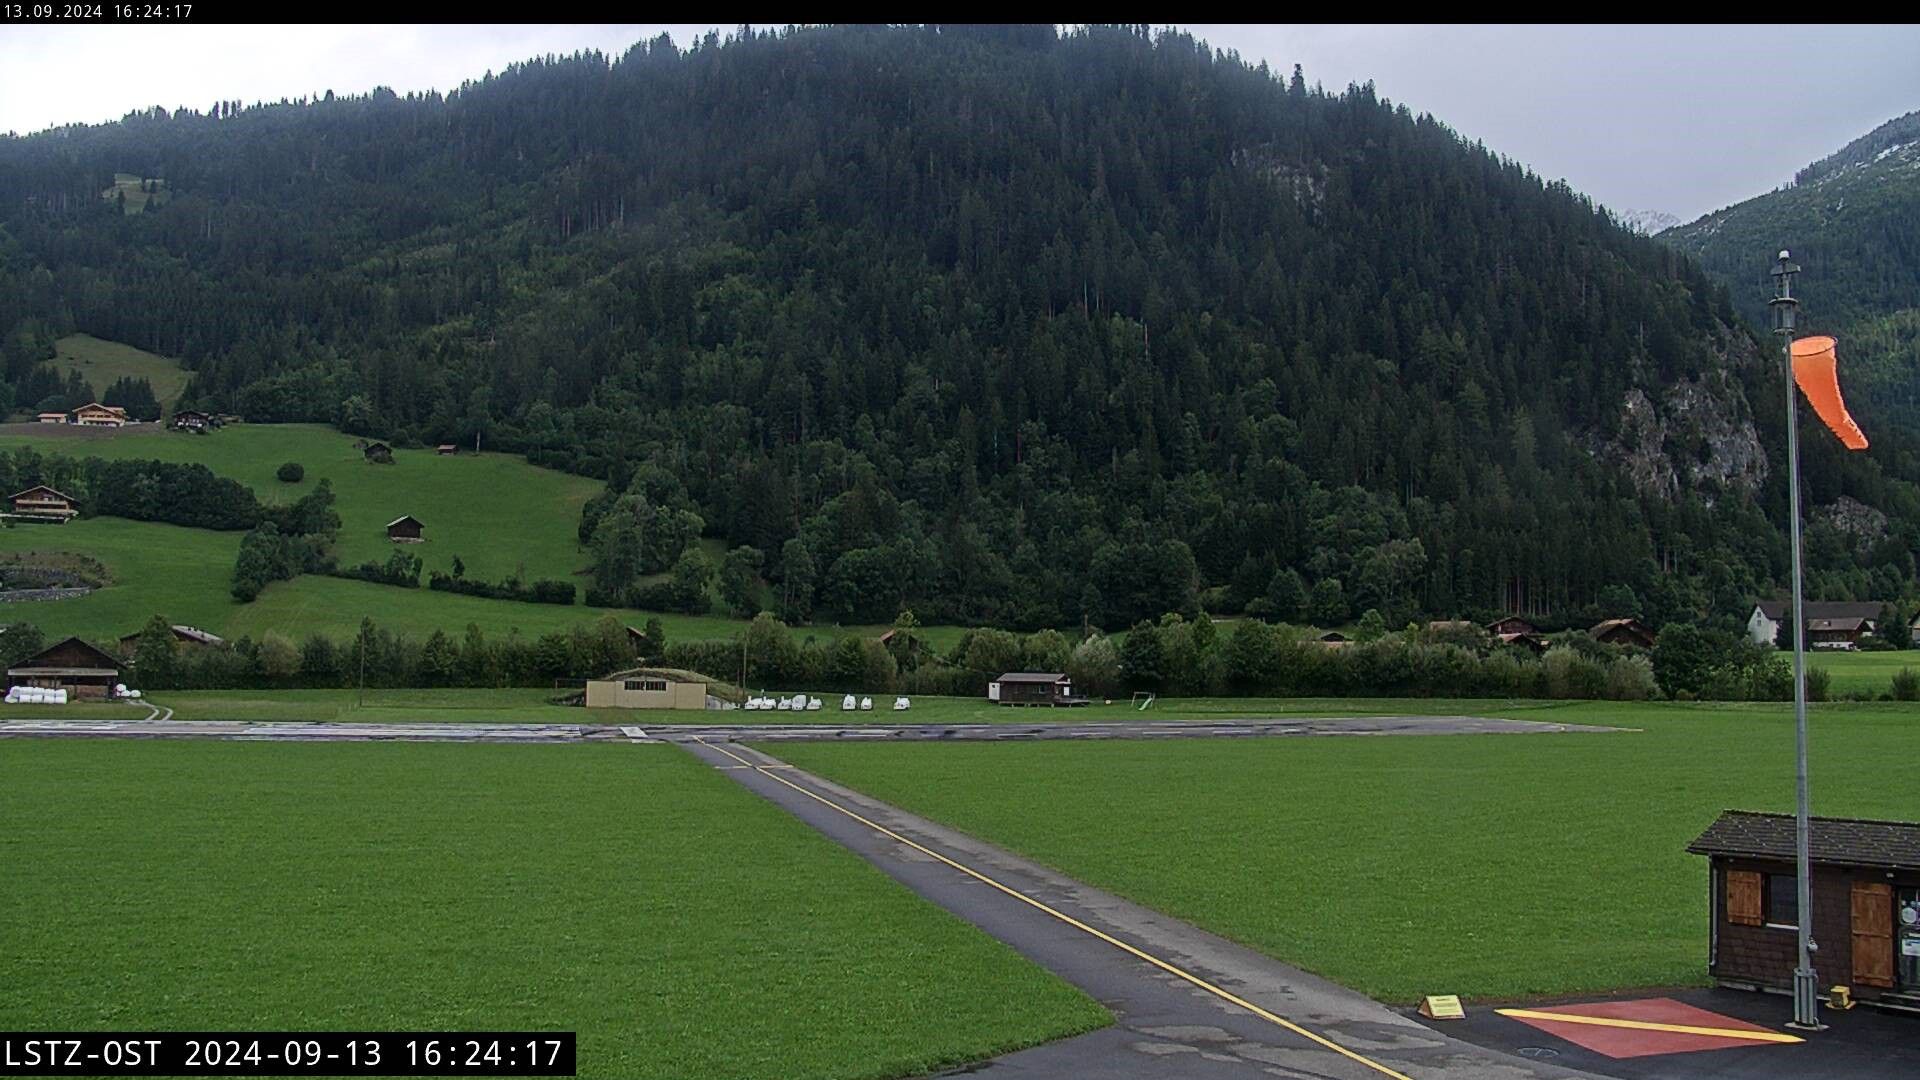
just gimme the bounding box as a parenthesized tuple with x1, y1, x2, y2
(1764, 873, 1800, 929)
(1726, 870, 1764, 927)
(624, 678, 669, 692)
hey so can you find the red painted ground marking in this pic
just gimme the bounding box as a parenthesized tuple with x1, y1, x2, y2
(1499, 997, 1798, 1059)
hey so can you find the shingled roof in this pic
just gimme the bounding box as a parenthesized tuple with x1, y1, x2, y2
(1687, 810, 1920, 872)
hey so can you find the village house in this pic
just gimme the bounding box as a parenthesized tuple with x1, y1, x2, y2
(386, 515, 424, 543)
(8, 636, 120, 699)
(1590, 617, 1655, 648)
(170, 410, 214, 432)
(115, 624, 226, 654)
(35, 411, 67, 424)
(71, 402, 127, 427)
(584, 667, 733, 710)
(987, 672, 1086, 706)
(1748, 600, 1885, 648)
(8, 485, 78, 523)
(1688, 810, 1920, 1008)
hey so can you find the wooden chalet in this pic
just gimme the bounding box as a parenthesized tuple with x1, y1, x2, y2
(71, 402, 127, 427)
(8, 485, 78, 523)
(170, 410, 213, 432)
(1495, 631, 1549, 655)
(8, 636, 119, 699)
(987, 672, 1086, 707)
(386, 515, 424, 543)
(436, 444, 457, 455)
(1808, 617, 1870, 650)
(1689, 811, 1920, 1009)
(1590, 617, 1655, 648)
(35, 412, 67, 424)
(1487, 615, 1538, 636)
(363, 441, 394, 463)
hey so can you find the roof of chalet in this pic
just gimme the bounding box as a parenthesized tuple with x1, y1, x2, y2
(1688, 810, 1920, 873)
(1807, 617, 1867, 633)
(9, 485, 73, 501)
(118, 624, 225, 646)
(1591, 617, 1651, 637)
(1753, 600, 1885, 622)
(993, 672, 1070, 683)
(11, 636, 119, 674)
(386, 515, 423, 529)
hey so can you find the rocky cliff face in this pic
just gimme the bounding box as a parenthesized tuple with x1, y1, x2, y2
(1586, 370, 1768, 502)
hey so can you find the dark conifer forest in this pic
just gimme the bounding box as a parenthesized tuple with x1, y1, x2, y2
(1, 24, 1915, 631)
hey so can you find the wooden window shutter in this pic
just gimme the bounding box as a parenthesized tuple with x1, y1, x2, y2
(1851, 881, 1895, 989)
(1726, 869, 1763, 926)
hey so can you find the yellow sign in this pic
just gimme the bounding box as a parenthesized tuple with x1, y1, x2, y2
(1419, 995, 1465, 1020)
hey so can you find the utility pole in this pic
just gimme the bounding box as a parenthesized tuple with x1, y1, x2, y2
(1769, 250, 1824, 1032)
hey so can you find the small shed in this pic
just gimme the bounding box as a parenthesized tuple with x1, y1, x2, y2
(987, 672, 1084, 706)
(363, 441, 394, 464)
(9, 485, 78, 523)
(436, 444, 457, 455)
(584, 667, 738, 710)
(8, 636, 120, 699)
(35, 412, 67, 424)
(1591, 617, 1655, 648)
(1688, 811, 1920, 1006)
(386, 515, 424, 543)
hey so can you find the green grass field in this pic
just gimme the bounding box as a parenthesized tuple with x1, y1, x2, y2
(1808, 648, 1920, 695)
(0, 419, 968, 649)
(47, 334, 191, 412)
(773, 699, 1920, 1003)
(0, 740, 1107, 1079)
(99, 174, 168, 214)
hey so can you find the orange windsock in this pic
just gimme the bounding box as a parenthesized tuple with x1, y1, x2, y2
(1790, 336, 1868, 450)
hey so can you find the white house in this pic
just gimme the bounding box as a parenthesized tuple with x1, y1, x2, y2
(1748, 600, 1886, 647)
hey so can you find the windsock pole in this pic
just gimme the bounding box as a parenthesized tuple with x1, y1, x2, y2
(1770, 250, 1823, 1032)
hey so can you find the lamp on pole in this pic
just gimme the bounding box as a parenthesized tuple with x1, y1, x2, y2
(1769, 250, 1823, 1031)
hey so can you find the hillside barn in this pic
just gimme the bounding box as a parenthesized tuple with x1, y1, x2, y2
(116, 624, 225, 654)
(584, 667, 734, 710)
(8, 486, 78, 523)
(386, 515, 424, 543)
(8, 637, 120, 699)
(1689, 811, 1920, 1008)
(363, 441, 394, 463)
(987, 672, 1085, 706)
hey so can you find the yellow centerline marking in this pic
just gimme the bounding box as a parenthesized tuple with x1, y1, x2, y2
(1495, 1008, 1803, 1044)
(696, 738, 1414, 1080)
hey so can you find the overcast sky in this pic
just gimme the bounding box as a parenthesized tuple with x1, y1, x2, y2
(3, 23, 1917, 222)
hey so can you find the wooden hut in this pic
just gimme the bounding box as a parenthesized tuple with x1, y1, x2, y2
(386, 515, 424, 543)
(8, 637, 120, 699)
(1688, 811, 1920, 1008)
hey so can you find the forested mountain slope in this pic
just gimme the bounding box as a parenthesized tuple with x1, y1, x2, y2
(1665, 109, 1920, 435)
(2, 24, 1915, 630)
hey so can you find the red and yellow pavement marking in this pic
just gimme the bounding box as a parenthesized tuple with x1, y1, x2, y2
(1497, 998, 1802, 1059)
(695, 738, 1416, 1080)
